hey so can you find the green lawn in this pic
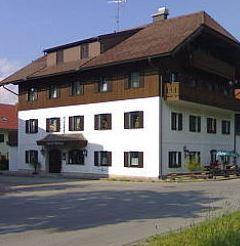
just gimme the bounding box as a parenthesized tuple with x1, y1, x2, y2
(140, 211, 240, 246)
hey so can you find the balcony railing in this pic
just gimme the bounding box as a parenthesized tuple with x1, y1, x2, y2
(164, 82, 240, 111)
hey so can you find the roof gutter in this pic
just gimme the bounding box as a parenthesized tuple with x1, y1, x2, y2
(2, 84, 19, 96)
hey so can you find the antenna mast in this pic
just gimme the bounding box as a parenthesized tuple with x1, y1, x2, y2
(108, 0, 127, 32)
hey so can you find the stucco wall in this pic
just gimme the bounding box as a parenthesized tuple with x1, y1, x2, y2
(18, 97, 160, 178)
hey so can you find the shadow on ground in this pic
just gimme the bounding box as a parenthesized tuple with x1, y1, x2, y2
(0, 178, 222, 235)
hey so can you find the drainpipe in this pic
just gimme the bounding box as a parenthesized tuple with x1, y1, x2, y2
(147, 57, 164, 179)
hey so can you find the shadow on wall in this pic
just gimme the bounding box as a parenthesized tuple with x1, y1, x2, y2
(0, 183, 222, 235)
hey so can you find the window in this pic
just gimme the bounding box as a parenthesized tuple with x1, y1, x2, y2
(222, 120, 231, 135)
(169, 152, 182, 168)
(210, 150, 217, 164)
(95, 114, 112, 130)
(0, 134, 4, 143)
(68, 150, 84, 165)
(56, 50, 64, 64)
(69, 116, 84, 131)
(171, 112, 183, 131)
(94, 151, 112, 166)
(124, 152, 144, 168)
(124, 111, 144, 129)
(125, 72, 144, 89)
(170, 72, 178, 83)
(49, 86, 60, 99)
(97, 77, 111, 93)
(189, 115, 201, 132)
(207, 118, 217, 134)
(46, 118, 60, 132)
(25, 150, 38, 164)
(27, 88, 38, 102)
(81, 44, 89, 59)
(70, 81, 84, 96)
(235, 114, 240, 135)
(26, 119, 38, 134)
(189, 152, 201, 164)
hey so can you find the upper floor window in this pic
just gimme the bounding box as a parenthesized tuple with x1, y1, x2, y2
(170, 72, 178, 83)
(49, 85, 60, 99)
(81, 44, 89, 59)
(70, 81, 84, 96)
(125, 72, 144, 89)
(26, 119, 38, 134)
(94, 114, 112, 130)
(69, 116, 84, 131)
(0, 134, 4, 143)
(94, 151, 112, 167)
(124, 111, 144, 129)
(222, 120, 231, 135)
(207, 118, 217, 134)
(56, 50, 64, 64)
(46, 118, 60, 132)
(189, 115, 201, 132)
(27, 88, 38, 102)
(97, 77, 111, 93)
(68, 150, 85, 165)
(124, 152, 144, 168)
(25, 150, 38, 164)
(169, 152, 181, 168)
(171, 112, 183, 131)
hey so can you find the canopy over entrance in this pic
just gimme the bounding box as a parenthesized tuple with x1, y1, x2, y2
(37, 134, 88, 148)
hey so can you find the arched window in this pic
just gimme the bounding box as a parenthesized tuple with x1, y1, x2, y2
(68, 150, 84, 165)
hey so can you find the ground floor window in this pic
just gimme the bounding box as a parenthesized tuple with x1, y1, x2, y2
(124, 152, 144, 168)
(25, 150, 38, 164)
(68, 150, 84, 165)
(94, 151, 112, 166)
(0, 134, 4, 143)
(189, 151, 201, 164)
(169, 152, 181, 168)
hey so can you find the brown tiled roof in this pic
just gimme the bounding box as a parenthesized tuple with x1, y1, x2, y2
(2, 56, 47, 84)
(1, 11, 239, 85)
(0, 104, 18, 130)
(83, 12, 239, 69)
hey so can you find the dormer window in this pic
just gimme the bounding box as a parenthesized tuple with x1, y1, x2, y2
(27, 88, 38, 102)
(56, 50, 64, 64)
(81, 44, 89, 59)
(49, 85, 60, 99)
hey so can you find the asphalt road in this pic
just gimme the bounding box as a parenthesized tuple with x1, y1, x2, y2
(0, 176, 240, 246)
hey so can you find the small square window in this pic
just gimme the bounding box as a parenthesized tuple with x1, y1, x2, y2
(49, 86, 60, 99)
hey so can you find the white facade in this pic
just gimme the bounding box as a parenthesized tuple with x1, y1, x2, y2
(18, 97, 160, 178)
(17, 96, 239, 178)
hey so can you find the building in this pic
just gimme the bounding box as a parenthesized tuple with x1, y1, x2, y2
(1, 9, 240, 178)
(0, 104, 18, 170)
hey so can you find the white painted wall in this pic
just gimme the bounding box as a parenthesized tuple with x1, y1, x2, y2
(9, 146, 18, 171)
(17, 96, 239, 178)
(18, 97, 160, 178)
(161, 101, 236, 175)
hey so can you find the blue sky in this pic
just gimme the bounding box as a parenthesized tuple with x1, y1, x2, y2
(0, 0, 239, 77)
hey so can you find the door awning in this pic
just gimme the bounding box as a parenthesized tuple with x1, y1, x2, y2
(37, 134, 88, 148)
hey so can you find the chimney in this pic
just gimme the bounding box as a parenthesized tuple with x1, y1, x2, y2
(152, 7, 169, 22)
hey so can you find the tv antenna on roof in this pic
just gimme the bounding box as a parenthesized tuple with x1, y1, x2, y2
(108, 0, 128, 32)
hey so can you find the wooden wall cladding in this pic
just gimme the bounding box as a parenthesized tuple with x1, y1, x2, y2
(18, 73, 160, 111)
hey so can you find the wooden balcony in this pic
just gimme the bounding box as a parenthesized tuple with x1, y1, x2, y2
(164, 82, 240, 111)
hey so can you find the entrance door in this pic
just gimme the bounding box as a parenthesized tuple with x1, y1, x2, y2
(49, 149, 62, 173)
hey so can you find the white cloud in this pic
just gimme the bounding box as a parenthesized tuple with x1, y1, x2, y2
(0, 58, 21, 105)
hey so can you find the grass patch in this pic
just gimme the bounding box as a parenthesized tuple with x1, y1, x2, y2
(139, 211, 240, 246)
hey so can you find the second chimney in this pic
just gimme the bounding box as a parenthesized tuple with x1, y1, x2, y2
(152, 7, 169, 22)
